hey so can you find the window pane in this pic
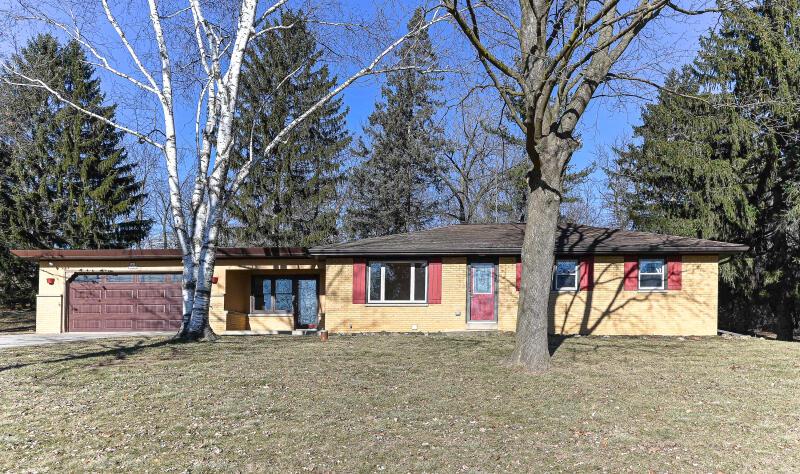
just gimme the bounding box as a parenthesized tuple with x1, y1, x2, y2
(252, 278, 266, 296)
(640, 260, 663, 274)
(555, 274, 576, 290)
(640, 274, 663, 288)
(384, 263, 411, 301)
(556, 261, 577, 275)
(74, 274, 101, 283)
(369, 263, 382, 301)
(262, 279, 273, 310)
(275, 278, 293, 311)
(253, 295, 265, 311)
(106, 274, 134, 283)
(473, 266, 492, 294)
(275, 278, 292, 294)
(414, 265, 426, 301)
(139, 274, 166, 283)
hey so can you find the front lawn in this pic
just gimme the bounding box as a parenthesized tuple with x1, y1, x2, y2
(1, 333, 798, 472)
(0, 309, 35, 333)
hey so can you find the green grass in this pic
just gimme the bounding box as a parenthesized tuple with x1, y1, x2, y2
(1, 333, 798, 472)
(0, 309, 35, 333)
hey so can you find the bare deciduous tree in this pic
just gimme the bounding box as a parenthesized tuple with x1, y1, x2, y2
(437, 99, 509, 223)
(2, 0, 446, 340)
(442, 0, 717, 371)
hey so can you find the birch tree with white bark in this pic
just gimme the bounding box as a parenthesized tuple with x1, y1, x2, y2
(441, 0, 721, 372)
(1, 0, 446, 340)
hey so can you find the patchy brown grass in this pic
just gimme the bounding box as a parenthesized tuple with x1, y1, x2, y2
(0, 333, 798, 472)
(0, 309, 35, 334)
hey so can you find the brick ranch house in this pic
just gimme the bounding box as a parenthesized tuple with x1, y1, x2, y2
(12, 223, 747, 336)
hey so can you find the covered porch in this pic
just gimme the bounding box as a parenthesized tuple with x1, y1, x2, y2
(214, 259, 324, 334)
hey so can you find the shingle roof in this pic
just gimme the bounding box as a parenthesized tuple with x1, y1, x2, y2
(308, 223, 749, 256)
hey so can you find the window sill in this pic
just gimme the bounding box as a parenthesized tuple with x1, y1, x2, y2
(551, 289, 579, 293)
(249, 312, 293, 317)
(637, 289, 667, 293)
(366, 302, 429, 307)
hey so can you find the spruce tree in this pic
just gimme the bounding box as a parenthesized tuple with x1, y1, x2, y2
(0, 35, 149, 306)
(53, 41, 150, 248)
(609, 0, 800, 338)
(345, 8, 445, 238)
(228, 10, 349, 247)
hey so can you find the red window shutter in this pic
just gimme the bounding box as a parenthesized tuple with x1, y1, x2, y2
(516, 260, 522, 291)
(623, 256, 638, 291)
(667, 255, 682, 290)
(579, 256, 594, 291)
(428, 258, 442, 304)
(352, 258, 366, 304)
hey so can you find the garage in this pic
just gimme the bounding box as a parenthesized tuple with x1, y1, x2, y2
(68, 273, 183, 332)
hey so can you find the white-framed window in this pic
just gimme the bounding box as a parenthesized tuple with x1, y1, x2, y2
(368, 261, 427, 303)
(552, 260, 578, 291)
(639, 259, 665, 290)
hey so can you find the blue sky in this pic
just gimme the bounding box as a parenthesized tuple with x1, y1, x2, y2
(2, 0, 719, 196)
(333, 1, 719, 193)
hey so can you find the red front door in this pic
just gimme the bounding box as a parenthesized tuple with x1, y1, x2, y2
(469, 263, 495, 321)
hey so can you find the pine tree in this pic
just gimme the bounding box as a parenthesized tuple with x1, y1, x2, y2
(609, 0, 800, 338)
(228, 11, 349, 247)
(53, 41, 150, 248)
(345, 8, 445, 238)
(0, 35, 149, 306)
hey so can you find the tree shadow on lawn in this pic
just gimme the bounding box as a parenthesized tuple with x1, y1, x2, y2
(0, 337, 186, 373)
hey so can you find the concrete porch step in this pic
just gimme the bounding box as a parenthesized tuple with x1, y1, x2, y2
(466, 322, 498, 330)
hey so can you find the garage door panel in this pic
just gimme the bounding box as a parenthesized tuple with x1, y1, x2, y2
(106, 289, 135, 298)
(72, 319, 102, 330)
(104, 320, 133, 329)
(166, 288, 183, 298)
(74, 289, 102, 299)
(72, 304, 101, 314)
(68, 273, 182, 332)
(138, 288, 166, 298)
(137, 319, 168, 330)
(139, 304, 166, 315)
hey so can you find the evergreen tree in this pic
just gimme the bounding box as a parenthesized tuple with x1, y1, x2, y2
(609, 0, 800, 338)
(0, 35, 149, 306)
(228, 11, 349, 247)
(53, 41, 150, 248)
(345, 8, 445, 238)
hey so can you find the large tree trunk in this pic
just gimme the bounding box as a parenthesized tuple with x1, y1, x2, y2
(510, 137, 569, 372)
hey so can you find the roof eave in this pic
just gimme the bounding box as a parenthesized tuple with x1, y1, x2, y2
(309, 245, 749, 257)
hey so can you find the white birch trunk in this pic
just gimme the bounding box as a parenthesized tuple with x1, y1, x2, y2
(3, 0, 444, 340)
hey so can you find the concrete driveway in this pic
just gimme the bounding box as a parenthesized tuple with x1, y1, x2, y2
(0, 332, 174, 349)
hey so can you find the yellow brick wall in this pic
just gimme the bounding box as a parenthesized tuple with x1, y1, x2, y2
(248, 315, 294, 333)
(33, 258, 322, 334)
(323, 255, 719, 336)
(35, 295, 63, 333)
(33, 254, 719, 336)
(497, 257, 519, 331)
(324, 257, 469, 332)
(548, 255, 718, 336)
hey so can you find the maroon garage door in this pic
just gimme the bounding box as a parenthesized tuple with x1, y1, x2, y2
(68, 273, 183, 332)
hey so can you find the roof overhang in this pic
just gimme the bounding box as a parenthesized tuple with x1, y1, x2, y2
(11, 247, 309, 261)
(308, 245, 749, 257)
